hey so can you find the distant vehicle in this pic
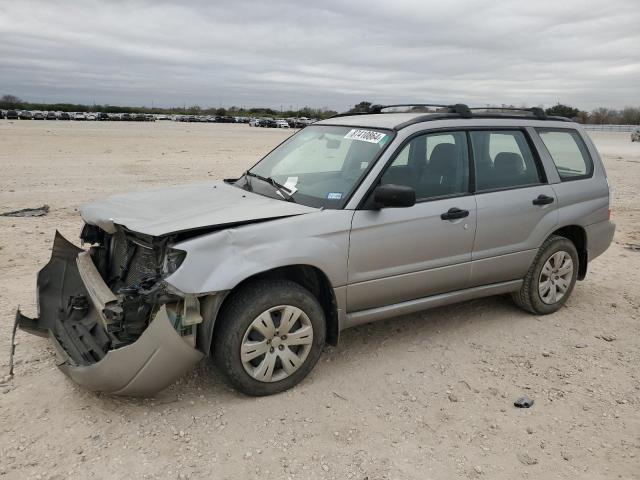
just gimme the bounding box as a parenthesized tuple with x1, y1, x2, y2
(74, 112, 87, 121)
(288, 118, 308, 128)
(632, 128, 640, 142)
(45, 111, 57, 120)
(97, 112, 110, 121)
(133, 113, 146, 121)
(215, 116, 235, 123)
(6, 110, 18, 119)
(259, 118, 277, 128)
(121, 113, 132, 121)
(58, 112, 71, 120)
(157, 114, 170, 120)
(249, 118, 260, 127)
(18, 110, 33, 120)
(0, 110, 4, 119)
(32, 111, 45, 120)
(275, 119, 290, 128)
(109, 113, 121, 121)
(86, 113, 97, 121)
(145, 114, 156, 122)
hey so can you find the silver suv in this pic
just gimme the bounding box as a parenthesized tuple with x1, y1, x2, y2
(15, 104, 615, 396)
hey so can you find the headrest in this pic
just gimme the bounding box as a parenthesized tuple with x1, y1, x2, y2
(428, 143, 458, 174)
(494, 152, 524, 176)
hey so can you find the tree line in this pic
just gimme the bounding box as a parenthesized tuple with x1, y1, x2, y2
(0, 95, 338, 119)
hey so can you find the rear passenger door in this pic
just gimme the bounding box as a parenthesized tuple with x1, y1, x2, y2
(469, 129, 558, 287)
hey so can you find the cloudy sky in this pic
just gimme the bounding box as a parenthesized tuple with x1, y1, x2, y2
(1, 0, 639, 111)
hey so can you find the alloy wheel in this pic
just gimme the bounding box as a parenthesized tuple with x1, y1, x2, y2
(538, 251, 574, 305)
(240, 305, 314, 382)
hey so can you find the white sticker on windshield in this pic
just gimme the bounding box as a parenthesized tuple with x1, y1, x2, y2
(284, 176, 298, 193)
(344, 129, 387, 144)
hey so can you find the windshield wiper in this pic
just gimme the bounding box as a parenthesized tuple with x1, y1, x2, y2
(244, 171, 296, 202)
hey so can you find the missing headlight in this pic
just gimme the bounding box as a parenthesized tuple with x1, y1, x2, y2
(164, 248, 187, 275)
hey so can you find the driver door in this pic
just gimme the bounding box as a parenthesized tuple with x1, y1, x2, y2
(347, 131, 477, 312)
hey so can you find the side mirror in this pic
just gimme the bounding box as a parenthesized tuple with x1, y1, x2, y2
(372, 184, 416, 208)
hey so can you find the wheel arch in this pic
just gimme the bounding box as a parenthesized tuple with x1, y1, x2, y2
(550, 225, 588, 280)
(212, 264, 340, 351)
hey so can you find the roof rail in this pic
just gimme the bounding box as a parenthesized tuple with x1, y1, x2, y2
(331, 103, 472, 119)
(368, 103, 472, 118)
(327, 103, 571, 129)
(468, 106, 547, 120)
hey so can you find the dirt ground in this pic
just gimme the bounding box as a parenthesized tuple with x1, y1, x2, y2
(0, 121, 638, 480)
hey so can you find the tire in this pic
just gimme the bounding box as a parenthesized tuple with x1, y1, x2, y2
(512, 235, 579, 315)
(213, 279, 326, 396)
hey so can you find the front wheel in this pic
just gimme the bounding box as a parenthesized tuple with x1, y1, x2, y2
(512, 235, 579, 315)
(213, 279, 326, 396)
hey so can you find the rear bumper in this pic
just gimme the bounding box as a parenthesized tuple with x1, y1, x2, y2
(16, 231, 204, 396)
(586, 219, 616, 262)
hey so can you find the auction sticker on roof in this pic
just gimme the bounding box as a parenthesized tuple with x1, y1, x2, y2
(344, 129, 387, 144)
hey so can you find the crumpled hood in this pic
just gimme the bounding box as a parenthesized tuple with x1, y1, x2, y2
(80, 181, 318, 236)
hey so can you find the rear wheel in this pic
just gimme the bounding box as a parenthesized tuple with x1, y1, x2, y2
(512, 235, 579, 314)
(213, 279, 326, 396)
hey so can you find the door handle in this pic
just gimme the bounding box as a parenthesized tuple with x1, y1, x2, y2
(441, 207, 469, 220)
(532, 194, 554, 206)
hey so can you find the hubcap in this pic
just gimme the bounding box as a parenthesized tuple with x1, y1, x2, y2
(240, 305, 313, 382)
(538, 251, 574, 305)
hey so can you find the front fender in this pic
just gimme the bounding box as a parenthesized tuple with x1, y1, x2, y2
(165, 210, 353, 294)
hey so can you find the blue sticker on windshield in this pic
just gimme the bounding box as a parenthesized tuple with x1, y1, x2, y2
(327, 192, 343, 200)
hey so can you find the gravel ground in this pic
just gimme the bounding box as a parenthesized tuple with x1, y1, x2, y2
(0, 121, 638, 480)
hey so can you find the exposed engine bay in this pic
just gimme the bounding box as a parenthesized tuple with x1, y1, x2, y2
(73, 224, 199, 361)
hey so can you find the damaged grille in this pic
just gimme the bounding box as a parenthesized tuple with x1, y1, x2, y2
(107, 230, 159, 290)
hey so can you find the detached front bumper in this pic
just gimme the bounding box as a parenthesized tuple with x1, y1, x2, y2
(16, 231, 204, 396)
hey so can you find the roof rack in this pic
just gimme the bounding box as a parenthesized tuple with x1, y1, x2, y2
(328, 103, 571, 129)
(468, 106, 547, 120)
(331, 103, 472, 119)
(368, 103, 472, 118)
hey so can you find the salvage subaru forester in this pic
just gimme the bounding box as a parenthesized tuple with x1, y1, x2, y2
(15, 104, 615, 396)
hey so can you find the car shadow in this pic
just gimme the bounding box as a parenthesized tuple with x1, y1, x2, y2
(85, 293, 527, 411)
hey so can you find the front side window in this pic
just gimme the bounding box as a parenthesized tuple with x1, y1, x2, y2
(241, 125, 393, 208)
(537, 129, 593, 180)
(470, 130, 542, 191)
(380, 131, 469, 200)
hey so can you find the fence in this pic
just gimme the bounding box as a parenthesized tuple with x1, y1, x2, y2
(582, 124, 638, 133)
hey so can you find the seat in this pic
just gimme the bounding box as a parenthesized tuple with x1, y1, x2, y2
(418, 143, 460, 197)
(489, 152, 525, 188)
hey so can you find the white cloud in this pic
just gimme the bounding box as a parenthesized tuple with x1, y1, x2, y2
(0, 0, 638, 110)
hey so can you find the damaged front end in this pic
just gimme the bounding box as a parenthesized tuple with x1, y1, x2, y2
(15, 228, 206, 396)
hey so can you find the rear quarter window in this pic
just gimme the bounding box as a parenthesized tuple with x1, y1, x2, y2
(537, 129, 593, 181)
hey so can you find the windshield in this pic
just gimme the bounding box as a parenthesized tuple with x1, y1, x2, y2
(237, 125, 394, 208)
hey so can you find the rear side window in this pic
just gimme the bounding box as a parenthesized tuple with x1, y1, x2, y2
(470, 130, 542, 191)
(537, 129, 593, 180)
